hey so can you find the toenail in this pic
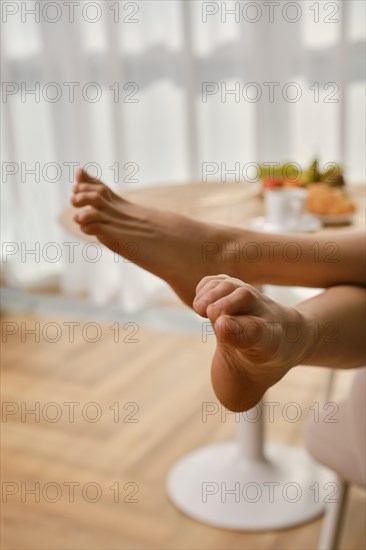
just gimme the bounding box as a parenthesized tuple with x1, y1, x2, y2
(208, 302, 223, 316)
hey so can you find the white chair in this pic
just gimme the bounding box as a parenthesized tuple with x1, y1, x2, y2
(305, 368, 366, 550)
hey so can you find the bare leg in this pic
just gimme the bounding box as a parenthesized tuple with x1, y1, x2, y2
(296, 284, 366, 369)
(71, 170, 365, 307)
(71, 172, 365, 409)
(71, 170, 239, 306)
(230, 230, 365, 289)
(193, 276, 366, 411)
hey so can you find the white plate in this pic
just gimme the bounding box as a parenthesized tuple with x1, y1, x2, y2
(250, 214, 322, 233)
(313, 213, 354, 225)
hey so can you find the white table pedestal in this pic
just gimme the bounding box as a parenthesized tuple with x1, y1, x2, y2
(167, 402, 333, 531)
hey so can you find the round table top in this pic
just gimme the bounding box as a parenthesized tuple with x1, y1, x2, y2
(59, 182, 365, 242)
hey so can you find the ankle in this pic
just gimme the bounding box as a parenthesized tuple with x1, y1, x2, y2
(216, 229, 260, 285)
(291, 308, 318, 367)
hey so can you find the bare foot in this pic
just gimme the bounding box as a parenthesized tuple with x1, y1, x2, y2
(193, 275, 312, 411)
(71, 169, 244, 306)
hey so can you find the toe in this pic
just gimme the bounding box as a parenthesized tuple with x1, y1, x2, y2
(73, 183, 105, 194)
(73, 206, 103, 225)
(195, 280, 255, 321)
(73, 176, 120, 206)
(195, 274, 230, 295)
(80, 222, 105, 236)
(209, 286, 257, 319)
(193, 279, 227, 315)
(214, 314, 263, 348)
(213, 315, 242, 345)
(76, 168, 100, 185)
(71, 191, 105, 209)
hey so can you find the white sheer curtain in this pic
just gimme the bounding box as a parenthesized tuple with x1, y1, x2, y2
(1, 0, 365, 310)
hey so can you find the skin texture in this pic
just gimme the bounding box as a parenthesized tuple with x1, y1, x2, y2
(71, 169, 366, 411)
(71, 170, 239, 306)
(193, 276, 365, 411)
(71, 171, 366, 305)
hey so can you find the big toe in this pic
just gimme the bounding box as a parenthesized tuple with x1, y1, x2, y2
(76, 168, 101, 185)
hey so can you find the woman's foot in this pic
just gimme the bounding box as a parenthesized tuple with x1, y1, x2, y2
(71, 169, 245, 306)
(193, 275, 313, 411)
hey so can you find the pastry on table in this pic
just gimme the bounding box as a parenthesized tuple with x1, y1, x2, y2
(307, 184, 356, 216)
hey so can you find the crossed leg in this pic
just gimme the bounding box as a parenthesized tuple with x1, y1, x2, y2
(71, 170, 365, 411)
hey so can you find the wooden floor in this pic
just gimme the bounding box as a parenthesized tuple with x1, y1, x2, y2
(1, 312, 365, 550)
